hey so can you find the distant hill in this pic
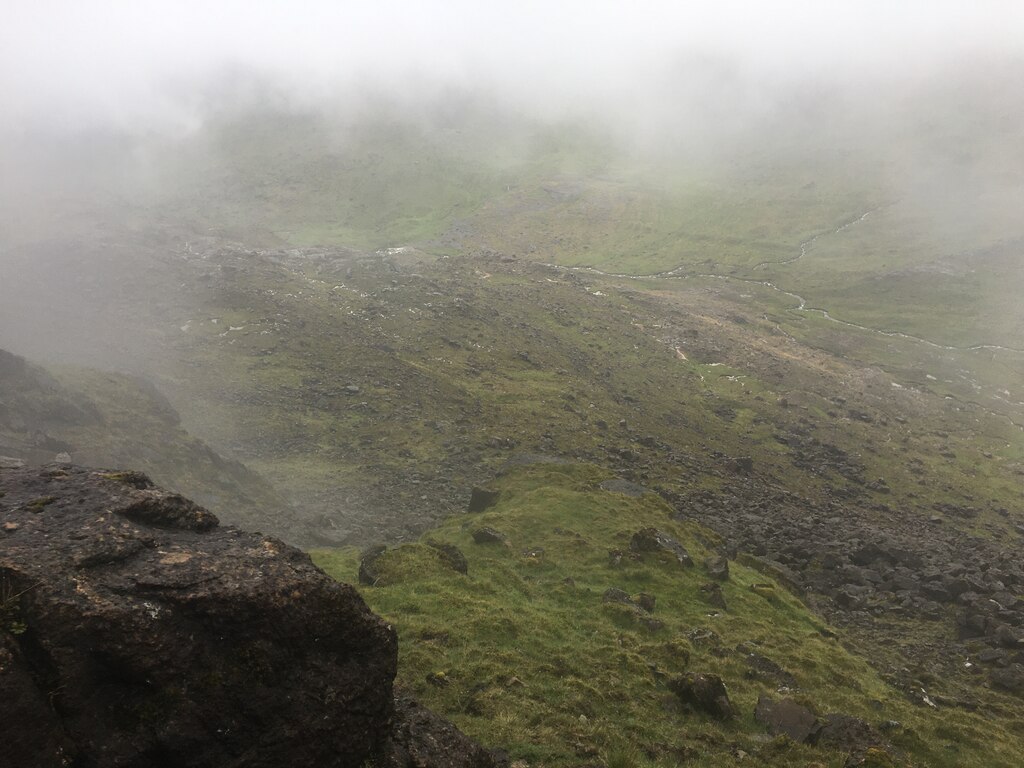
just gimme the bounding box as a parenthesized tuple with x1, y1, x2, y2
(0, 347, 295, 538)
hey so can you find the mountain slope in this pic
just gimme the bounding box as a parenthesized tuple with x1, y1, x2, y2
(314, 461, 1024, 767)
(0, 348, 292, 534)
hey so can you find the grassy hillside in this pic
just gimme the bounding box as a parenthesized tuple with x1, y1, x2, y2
(313, 462, 1024, 767)
(3, 95, 1023, 767)
(142, 242, 1022, 550)
(127, 101, 1024, 351)
(0, 348, 291, 533)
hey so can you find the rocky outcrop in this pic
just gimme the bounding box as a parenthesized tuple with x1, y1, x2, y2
(0, 464, 499, 768)
(668, 672, 734, 720)
(671, 483, 1024, 690)
(467, 487, 500, 513)
(754, 695, 816, 742)
(630, 527, 694, 568)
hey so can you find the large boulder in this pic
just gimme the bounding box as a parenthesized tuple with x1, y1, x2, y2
(754, 695, 817, 742)
(811, 713, 884, 753)
(668, 672, 735, 720)
(467, 487, 500, 513)
(0, 465, 498, 768)
(630, 528, 694, 568)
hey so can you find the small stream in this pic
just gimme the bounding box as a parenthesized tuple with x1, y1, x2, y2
(540, 206, 1024, 356)
(540, 210, 1024, 431)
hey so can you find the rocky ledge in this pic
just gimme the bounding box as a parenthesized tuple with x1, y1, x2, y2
(0, 464, 499, 768)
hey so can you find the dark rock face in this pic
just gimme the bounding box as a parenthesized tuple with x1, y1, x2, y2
(811, 714, 884, 753)
(379, 693, 507, 768)
(467, 487, 501, 513)
(427, 540, 469, 575)
(990, 664, 1024, 693)
(630, 527, 694, 568)
(668, 672, 735, 720)
(472, 527, 508, 545)
(741, 651, 796, 689)
(0, 465, 498, 768)
(754, 695, 817, 742)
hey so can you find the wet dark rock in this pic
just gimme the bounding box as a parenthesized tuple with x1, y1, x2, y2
(0, 465, 398, 767)
(726, 456, 754, 474)
(668, 672, 735, 720)
(468, 486, 501, 513)
(754, 695, 817, 742)
(630, 527, 693, 568)
(472, 527, 509, 545)
(121, 490, 220, 531)
(742, 652, 797, 689)
(990, 664, 1024, 693)
(811, 714, 884, 753)
(993, 623, 1024, 648)
(426, 540, 469, 574)
(978, 648, 1007, 664)
(379, 693, 507, 768)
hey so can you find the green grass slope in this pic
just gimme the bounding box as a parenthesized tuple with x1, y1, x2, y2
(314, 462, 1024, 767)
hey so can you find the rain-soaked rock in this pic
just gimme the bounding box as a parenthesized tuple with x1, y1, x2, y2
(472, 527, 509, 545)
(0, 464, 499, 768)
(468, 487, 501, 513)
(990, 663, 1024, 694)
(630, 527, 694, 568)
(741, 649, 797, 689)
(427, 540, 469, 574)
(811, 713, 885, 753)
(754, 695, 817, 742)
(668, 672, 735, 720)
(379, 693, 508, 768)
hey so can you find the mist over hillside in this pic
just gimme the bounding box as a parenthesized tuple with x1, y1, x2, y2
(4, 4, 1024, 766)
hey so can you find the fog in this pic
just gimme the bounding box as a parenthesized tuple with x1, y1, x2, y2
(3, 1, 1022, 137)
(2, 1, 1023, 369)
